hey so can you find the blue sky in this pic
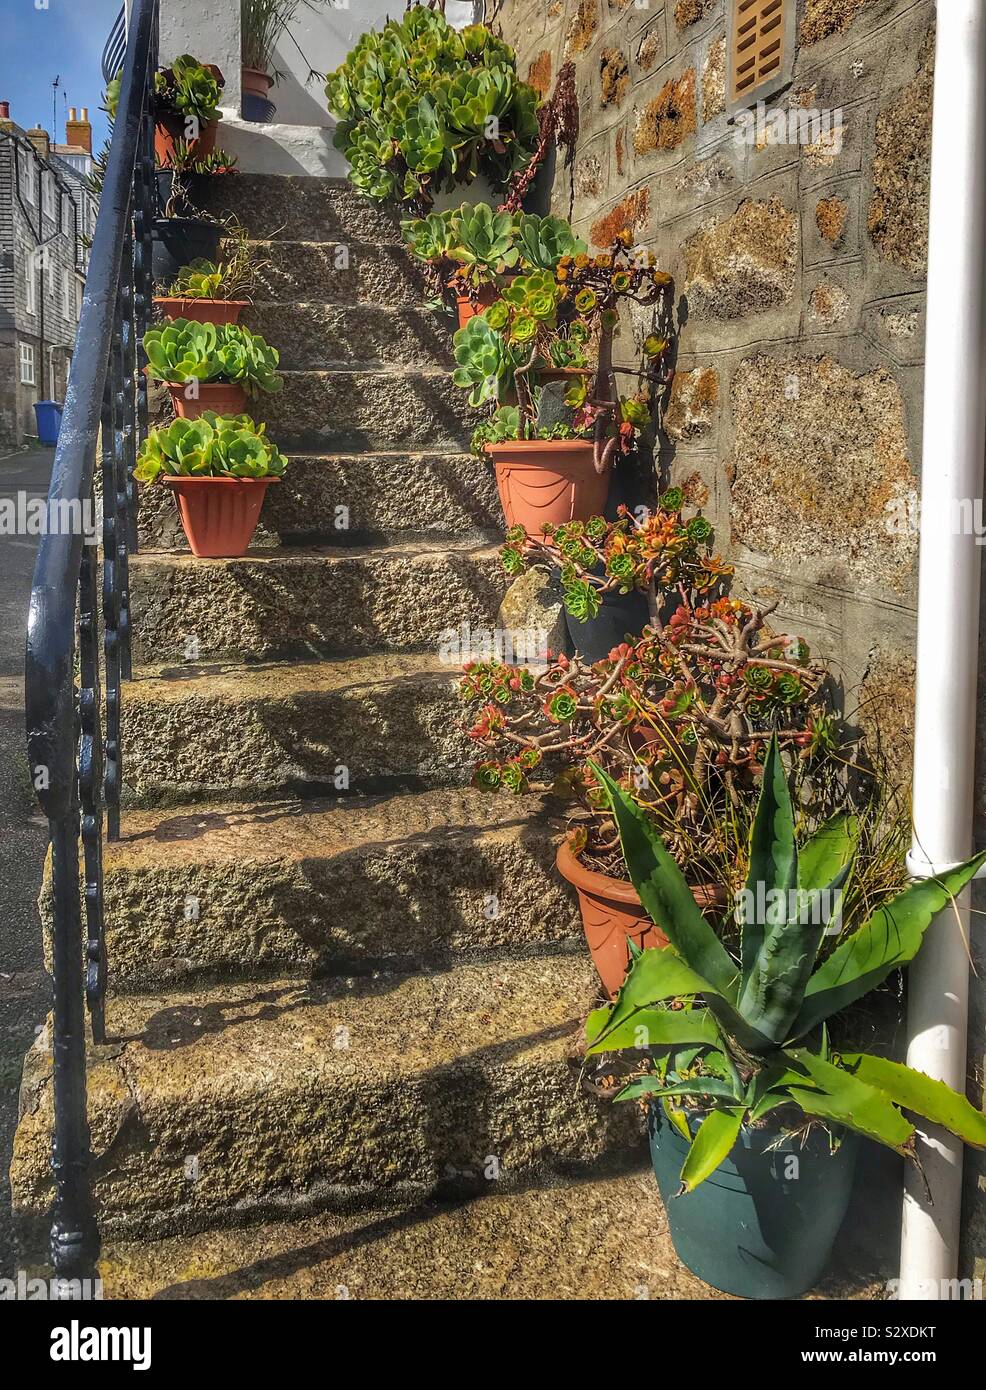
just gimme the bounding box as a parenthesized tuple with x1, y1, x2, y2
(1, 0, 121, 152)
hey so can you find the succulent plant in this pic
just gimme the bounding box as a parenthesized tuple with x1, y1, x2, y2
(584, 739, 986, 1193)
(155, 54, 224, 126)
(134, 411, 288, 483)
(451, 315, 524, 407)
(326, 5, 539, 206)
(168, 259, 224, 299)
(143, 319, 282, 395)
(447, 203, 520, 286)
(515, 213, 587, 271)
(400, 208, 460, 265)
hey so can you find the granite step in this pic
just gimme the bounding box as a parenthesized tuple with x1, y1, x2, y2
(199, 173, 408, 244)
(129, 540, 506, 664)
(243, 303, 454, 371)
(136, 451, 502, 551)
(11, 955, 637, 1243)
(121, 654, 478, 807)
(247, 241, 432, 308)
(261, 369, 477, 453)
(65, 788, 579, 990)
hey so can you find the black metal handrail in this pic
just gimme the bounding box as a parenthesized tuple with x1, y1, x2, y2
(101, 5, 128, 85)
(25, 0, 158, 1282)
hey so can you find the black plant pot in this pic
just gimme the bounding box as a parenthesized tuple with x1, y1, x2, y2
(151, 217, 223, 286)
(564, 461, 651, 663)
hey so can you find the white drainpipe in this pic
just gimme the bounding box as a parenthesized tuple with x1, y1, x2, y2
(900, 0, 986, 1299)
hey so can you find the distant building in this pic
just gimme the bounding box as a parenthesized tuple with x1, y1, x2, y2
(0, 103, 98, 446)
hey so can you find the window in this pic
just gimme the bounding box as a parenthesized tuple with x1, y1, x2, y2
(727, 0, 796, 117)
(24, 250, 36, 315)
(76, 279, 84, 321)
(63, 268, 73, 321)
(19, 343, 35, 385)
(19, 148, 35, 203)
(42, 175, 55, 219)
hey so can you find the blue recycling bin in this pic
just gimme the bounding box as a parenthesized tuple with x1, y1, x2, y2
(34, 400, 63, 446)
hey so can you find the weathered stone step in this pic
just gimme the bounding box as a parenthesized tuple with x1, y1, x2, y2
(89, 788, 577, 989)
(130, 535, 502, 655)
(121, 654, 476, 807)
(138, 450, 502, 551)
(244, 303, 453, 370)
(129, 541, 505, 662)
(247, 242, 432, 308)
(12, 956, 637, 1242)
(262, 369, 477, 453)
(199, 173, 407, 244)
(96, 1172, 734, 1300)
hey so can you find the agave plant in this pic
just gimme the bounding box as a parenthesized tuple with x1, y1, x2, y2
(585, 737, 986, 1192)
(134, 411, 287, 483)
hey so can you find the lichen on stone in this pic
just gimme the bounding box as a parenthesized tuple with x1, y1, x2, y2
(816, 195, 848, 245)
(566, 0, 598, 57)
(683, 197, 797, 319)
(632, 68, 697, 155)
(808, 281, 851, 324)
(728, 353, 918, 595)
(600, 48, 630, 108)
(636, 29, 663, 75)
(674, 0, 715, 28)
(800, 0, 867, 46)
(702, 36, 726, 122)
(589, 186, 649, 246)
(663, 367, 719, 441)
(867, 49, 934, 274)
(527, 50, 553, 99)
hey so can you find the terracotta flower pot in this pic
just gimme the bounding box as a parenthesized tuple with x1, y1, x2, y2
(164, 475, 278, 557)
(167, 381, 247, 419)
(154, 113, 219, 167)
(486, 438, 611, 537)
(153, 296, 247, 325)
(242, 66, 273, 98)
(242, 67, 277, 123)
(556, 839, 723, 998)
(455, 282, 500, 333)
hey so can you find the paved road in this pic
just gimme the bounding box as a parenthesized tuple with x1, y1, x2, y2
(0, 445, 54, 1276)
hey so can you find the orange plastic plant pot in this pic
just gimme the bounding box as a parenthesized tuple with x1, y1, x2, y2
(556, 839, 723, 998)
(486, 438, 610, 537)
(163, 475, 277, 558)
(153, 297, 247, 325)
(167, 381, 247, 419)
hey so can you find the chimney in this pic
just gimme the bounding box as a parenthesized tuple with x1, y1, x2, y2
(0, 102, 11, 134)
(66, 106, 91, 154)
(26, 125, 50, 159)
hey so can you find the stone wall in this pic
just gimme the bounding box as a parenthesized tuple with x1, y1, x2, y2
(496, 0, 986, 1279)
(499, 0, 932, 769)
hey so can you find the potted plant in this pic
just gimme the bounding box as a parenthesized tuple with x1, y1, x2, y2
(134, 411, 287, 557)
(154, 54, 225, 166)
(582, 739, 986, 1298)
(402, 203, 588, 330)
(151, 143, 238, 285)
(460, 519, 843, 996)
(325, 5, 540, 208)
(450, 234, 672, 537)
(143, 318, 283, 418)
(154, 220, 268, 325)
(241, 0, 325, 123)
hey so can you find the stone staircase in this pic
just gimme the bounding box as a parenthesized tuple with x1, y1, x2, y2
(9, 175, 664, 1295)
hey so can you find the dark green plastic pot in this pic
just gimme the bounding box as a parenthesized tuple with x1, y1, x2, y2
(648, 1105, 859, 1299)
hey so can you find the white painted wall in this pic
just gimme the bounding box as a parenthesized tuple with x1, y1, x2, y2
(158, 0, 481, 129)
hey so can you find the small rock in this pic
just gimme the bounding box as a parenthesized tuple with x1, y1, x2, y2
(497, 569, 568, 666)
